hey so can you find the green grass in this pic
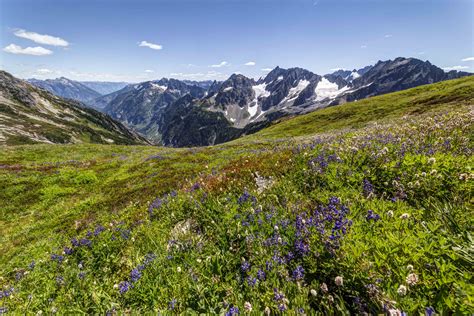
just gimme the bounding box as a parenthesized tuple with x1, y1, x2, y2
(0, 77, 473, 314)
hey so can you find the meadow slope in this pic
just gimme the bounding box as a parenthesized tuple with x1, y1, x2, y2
(0, 77, 473, 314)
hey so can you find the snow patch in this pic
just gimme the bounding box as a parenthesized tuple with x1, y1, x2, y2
(349, 71, 360, 80)
(223, 87, 233, 92)
(315, 78, 349, 101)
(249, 83, 270, 117)
(289, 80, 310, 97)
(278, 79, 310, 105)
(150, 83, 167, 91)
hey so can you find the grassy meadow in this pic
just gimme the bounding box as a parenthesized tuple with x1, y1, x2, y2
(0, 77, 473, 314)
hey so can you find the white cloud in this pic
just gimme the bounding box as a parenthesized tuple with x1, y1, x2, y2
(462, 57, 474, 62)
(139, 41, 163, 50)
(3, 44, 53, 56)
(442, 65, 469, 71)
(384, 34, 393, 38)
(210, 61, 228, 68)
(360, 45, 367, 49)
(144, 69, 154, 73)
(68, 71, 131, 81)
(169, 70, 226, 80)
(261, 68, 273, 72)
(29, 68, 62, 78)
(244, 61, 256, 66)
(36, 68, 53, 74)
(14, 29, 69, 47)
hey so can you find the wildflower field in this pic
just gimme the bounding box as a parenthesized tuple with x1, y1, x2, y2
(0, 77, 473, 314)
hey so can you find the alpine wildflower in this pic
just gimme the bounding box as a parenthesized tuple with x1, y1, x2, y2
(397, 284, 407, 296)
(226, 306, 239, 316)
(320, 282, 328, 293)
(244, 302, 252, 312)
(335, 276, 343, 286)
(406, 273, 419, 286)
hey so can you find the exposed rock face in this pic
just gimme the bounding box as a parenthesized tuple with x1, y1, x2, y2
(0, 71, 148, 145)
(102, 79, 207, 143)
(73, 57, 472, 147)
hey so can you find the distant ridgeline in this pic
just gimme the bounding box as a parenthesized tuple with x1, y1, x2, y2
(15, 57, 474, 146)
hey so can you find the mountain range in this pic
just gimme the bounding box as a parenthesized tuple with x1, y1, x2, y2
(0, 71, 148, 145)
(20, 57, 473, 146)
(27, 77, 129, 106)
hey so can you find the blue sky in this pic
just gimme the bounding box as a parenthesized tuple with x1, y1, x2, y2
(0, 0, 472, 82)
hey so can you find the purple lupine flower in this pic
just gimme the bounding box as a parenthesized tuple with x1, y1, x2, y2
(190, 182, 201, 191)
(241, 261, 250, 273)
(363, 179, 374, 197)
(78, 272, 86, 279)
(294, 239, 310, 256)
(273, 288, 285, 301)
(366, 210, 381, 221)
(265, 261, 273, 271)
(328, 196, 340, 206)
(278, 304, 287, 312)
(130, 269, 141, 283)
(238, 191, 255, 205)
(148, 196, 165, 218)
(0, 307, 8, 314)
(292, 265, 305, 280)
(257, 269, 266, 281)
(118, 281, 132, 294)
(247, 276, 257, 287)
(286, 251, 295, 262)
(79, 238, 92, 247)
(425, 307, 435, 316)
(64, 247, 73, 255)
(29, 260, 35, 270)
(94, 225, 105, 236)
(51, 254, 64, 263)
(168, 298, 177, 310)
(226, 306, 239, 316)
(0, 287, 14, 299)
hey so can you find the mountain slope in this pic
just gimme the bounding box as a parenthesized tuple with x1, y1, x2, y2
(0, 76, 472, 314)
(103, 79, 207, 142)
(28, 77, 102, 103)
(0, 71, 148, 145)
